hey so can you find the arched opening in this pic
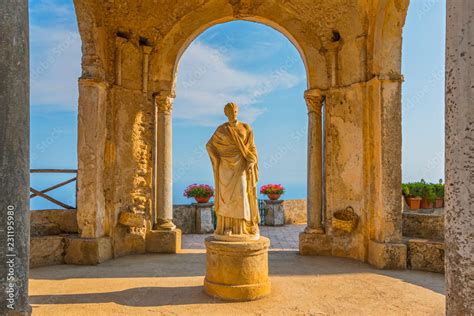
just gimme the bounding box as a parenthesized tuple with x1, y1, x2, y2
(170, 20, 309, 247)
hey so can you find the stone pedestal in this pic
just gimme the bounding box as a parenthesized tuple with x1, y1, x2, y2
(264, 200, 284, 226)
(64, 236, 113, 265)
(146, 229, 181, 253)
(204, 236, 270, 301)
(195, 203, 214, 234)
(368, 240, 407, 269)
(299, 231, 332, 256)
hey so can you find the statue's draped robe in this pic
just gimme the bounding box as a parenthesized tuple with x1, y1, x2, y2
(206, 122, 260, 236)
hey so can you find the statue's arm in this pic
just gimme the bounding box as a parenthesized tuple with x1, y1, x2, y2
(244, 123, 258, 165)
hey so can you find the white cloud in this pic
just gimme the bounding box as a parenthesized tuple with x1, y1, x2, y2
(29, 0, 82, 110)
(30, 26, 81, 109)
(174, 41, 302, 126)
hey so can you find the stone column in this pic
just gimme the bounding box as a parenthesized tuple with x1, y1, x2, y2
(146, 93, 181, 253)
(0, 0, 31, 314)
(141, 46, 152, 93)
(71, 79, 113, 265)
(445, 1, 474, 314)
(154, 93, 176, 230)
(115, 37, 127, 86)
(77, 79, 107, 238)
(304, 89, 324, 233)
(299, 89, 332, 256)
(366, 77, 406, 270)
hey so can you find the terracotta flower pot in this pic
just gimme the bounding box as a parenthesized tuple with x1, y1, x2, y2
(267, 193, 281, 201)
(434, 197, 444, 208)
(420, 198, 434, 209)
(194, 196, 210, 204)
(405, 197, 421, 210)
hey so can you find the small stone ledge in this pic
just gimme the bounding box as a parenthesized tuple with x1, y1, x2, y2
(299, 231, 332, 256)
(406, 238, 445, 274)
(30, 235, 113, 267)
(402, 209, 444, 241)
(64, 236, 113, 265)
(146, 229, 181, 253)
(30, 209, 78, 236)
(368, 240, 407, 270)
(30, 236, 66, 268)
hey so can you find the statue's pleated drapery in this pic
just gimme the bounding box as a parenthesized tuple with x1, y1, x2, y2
(206, 121, 260, 236)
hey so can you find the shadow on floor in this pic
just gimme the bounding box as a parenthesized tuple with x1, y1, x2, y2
(30, 251, 445, 295)
(30, 286, 225, 307)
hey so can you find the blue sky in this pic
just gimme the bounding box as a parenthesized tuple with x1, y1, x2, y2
(29, 0, 445, 208)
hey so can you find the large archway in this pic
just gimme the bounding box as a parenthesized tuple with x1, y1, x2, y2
(71, 0, 409, 269)
(171, 20, 310, 246)
(152, 16, 324, 243)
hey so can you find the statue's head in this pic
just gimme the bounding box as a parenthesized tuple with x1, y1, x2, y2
(224, 102, 238, 122)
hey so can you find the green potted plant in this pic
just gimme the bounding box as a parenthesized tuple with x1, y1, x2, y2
(420, 180, 436, 209)
(433, 180, 444, 208)
(402, 182, 422, 210)
(183, 184, 214, 204)
(260, 184, 285, 200)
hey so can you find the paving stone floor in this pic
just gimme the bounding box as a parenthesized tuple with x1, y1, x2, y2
(183, 224, 305, 250)
(29, 224, 445, 315)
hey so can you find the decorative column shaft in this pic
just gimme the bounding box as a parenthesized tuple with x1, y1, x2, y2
(142, 46, 152, 93)
(0, 0, 32, 314)
(304, 90, 324, 233)
(154, 93, 176, 230)
(445, 1, 474, 314)
(115, 37, 127, 85)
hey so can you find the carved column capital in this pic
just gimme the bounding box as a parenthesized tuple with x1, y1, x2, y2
(304, 89, 324, 114)
(154, 93, 175, 114)
(142, 45, 153, 55)
(115, 36, 127, 48)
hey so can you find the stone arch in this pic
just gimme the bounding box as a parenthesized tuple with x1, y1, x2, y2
(151, 15, 325, 238)
(148, 4, 328, 94)
(368, 0, 409, 78)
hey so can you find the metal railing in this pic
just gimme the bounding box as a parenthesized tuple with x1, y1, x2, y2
(30, 169, 77, 210)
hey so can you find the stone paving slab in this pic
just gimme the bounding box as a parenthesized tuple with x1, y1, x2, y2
(29, 245, 445, 315)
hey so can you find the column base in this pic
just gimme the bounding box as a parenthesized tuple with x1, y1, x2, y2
(64, 236, 112, 265)
(204, 236, 271, 301)
(368, 240, 407, 269)
(146, 229, 181, 253)
(299, 231, 332, 256)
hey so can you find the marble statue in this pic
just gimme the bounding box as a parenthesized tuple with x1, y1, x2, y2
(206, 102, 260, 240)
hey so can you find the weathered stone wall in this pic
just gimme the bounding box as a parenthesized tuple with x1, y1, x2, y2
(403, 210, 444, 241)
(325, 84, 367, 261)
(30, 210, 78, 236)
(109, 86, 154, 258)
(406, 239, 444, 274)
(282, 199, 306, 224)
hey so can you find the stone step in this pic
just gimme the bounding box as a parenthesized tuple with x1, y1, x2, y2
(405, 238, 445, 274)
